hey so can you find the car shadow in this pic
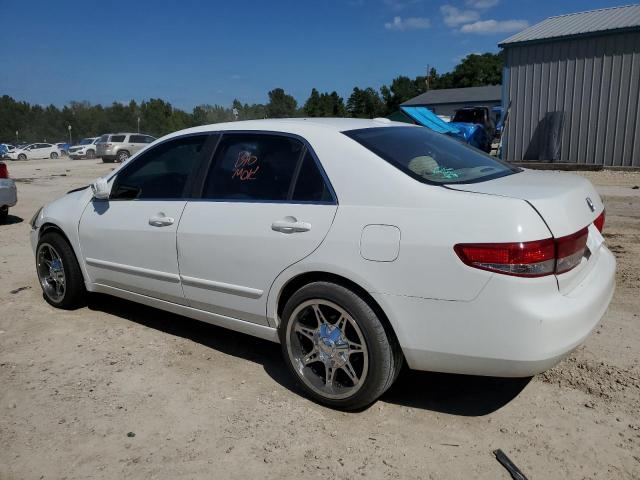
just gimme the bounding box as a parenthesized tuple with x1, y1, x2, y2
(86, 293, 530, 415)
(2, 214, 24, 225)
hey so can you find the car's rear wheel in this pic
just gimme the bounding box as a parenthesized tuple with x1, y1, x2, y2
(50, 152, 58, 159)
(86, 149, 95, 159)
(36, 232, 86, 309)
(18, 153, 26, 161)
(116, 150, 130, 163)
(0, 206, 8, 223)
(280, 281, 402, 410)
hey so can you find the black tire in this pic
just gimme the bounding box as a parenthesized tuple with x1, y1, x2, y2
(116, 150, 130, 163)
(18, 153, 26, 161)
(86, 149, 95, 159)
(36, 231, 86, 309)
(279, 281, 402, 410)
(102, 157, 114, 163)
(0, 206, 8, 223)
(50, 152, 58, 159)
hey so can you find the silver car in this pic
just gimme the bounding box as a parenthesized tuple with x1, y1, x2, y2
(96, 133, 155, 163)
(0, 161, 17, 223)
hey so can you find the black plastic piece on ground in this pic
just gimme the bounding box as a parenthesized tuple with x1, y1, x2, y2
(493, 449, 528, 480)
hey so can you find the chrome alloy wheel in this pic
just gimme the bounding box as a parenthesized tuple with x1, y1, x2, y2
(286, 299, 368, 400)
(37, 243, 66, 303)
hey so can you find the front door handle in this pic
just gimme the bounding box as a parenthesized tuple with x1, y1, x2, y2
(271, 216, 311, 234)
(149, 213, 175, 227)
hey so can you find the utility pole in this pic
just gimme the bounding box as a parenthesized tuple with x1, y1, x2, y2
(68, 125, 72, 144)
(137, 116, 140, 133)
(15, 130, 19, 144)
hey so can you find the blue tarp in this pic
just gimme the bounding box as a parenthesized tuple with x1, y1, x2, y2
(400, 106, 460, 135)
(400, 105, 488, 151)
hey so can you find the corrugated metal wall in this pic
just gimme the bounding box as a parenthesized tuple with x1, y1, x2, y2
(503, 31, 640, 166)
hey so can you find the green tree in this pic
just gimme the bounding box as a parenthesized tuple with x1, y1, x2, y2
(266, 88, 297, 118)
(346, 87, 386, 118)
(303, 89, 346, 117)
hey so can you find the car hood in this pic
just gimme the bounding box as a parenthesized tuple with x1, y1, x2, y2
(447, 169, 603, 238)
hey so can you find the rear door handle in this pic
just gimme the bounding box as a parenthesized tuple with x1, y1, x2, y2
(271, 217, 311, 234)
(149, 213, 175, 227)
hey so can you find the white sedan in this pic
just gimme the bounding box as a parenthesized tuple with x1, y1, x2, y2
(9, 143, 61, 160)
(29, 118, 615, 409)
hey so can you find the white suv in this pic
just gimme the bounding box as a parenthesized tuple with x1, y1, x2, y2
(68, 137, 100, 159)
(96, 133, 155, 163)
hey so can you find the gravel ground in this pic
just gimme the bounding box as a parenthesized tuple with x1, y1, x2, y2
(1, 157, 639, 479)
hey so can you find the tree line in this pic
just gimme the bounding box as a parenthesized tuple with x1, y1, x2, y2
(0, 52, 502, 144)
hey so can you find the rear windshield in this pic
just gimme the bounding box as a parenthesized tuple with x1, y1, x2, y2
(99, 135, 109, 142)
(80, 138, 93, 145)
(452, 109, 485, 124)
(344, 126, 519, 185)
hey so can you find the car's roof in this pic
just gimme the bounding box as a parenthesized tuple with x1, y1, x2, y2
(169, 117, 414, 138)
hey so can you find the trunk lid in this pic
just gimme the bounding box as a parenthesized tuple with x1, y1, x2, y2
(448, 169, 605, 293)
(447, 169, 603, 238)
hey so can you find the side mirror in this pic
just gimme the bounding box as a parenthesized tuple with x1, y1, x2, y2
(91, 177, 111, 200)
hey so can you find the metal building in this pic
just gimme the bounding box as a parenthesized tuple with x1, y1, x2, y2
(401, 85, 501, 117)
(499, 4, 640, 167)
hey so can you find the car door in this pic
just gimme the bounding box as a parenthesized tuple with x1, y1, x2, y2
(177, 132, 338, 326)
(42, 144, 53, 158)
(79, 133, 216, 304)
(127, 135, 147, 155)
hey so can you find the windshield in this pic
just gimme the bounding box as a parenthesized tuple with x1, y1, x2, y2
(344, 126, 519, 185)
(452, 109, 485, 124)
(79, 138, 94, 145)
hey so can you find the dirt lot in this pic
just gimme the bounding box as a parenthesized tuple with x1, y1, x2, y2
(1, 157, 639, 480)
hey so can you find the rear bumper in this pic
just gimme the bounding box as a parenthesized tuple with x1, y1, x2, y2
(373, 246, 616, 377)
(0, 179, 17, 208)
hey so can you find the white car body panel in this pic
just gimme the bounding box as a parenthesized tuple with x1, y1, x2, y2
(78, 199, 188, 305)
(178, 202, 337, 325)
(10, 143, 61, 160)
(30, 118, 615, 378)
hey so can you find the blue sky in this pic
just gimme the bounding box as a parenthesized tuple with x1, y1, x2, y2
(0, 0, 626, 110)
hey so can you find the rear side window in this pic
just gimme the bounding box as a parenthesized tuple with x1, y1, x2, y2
(110, 135, 126, 142)
(129, 135, 146, 143)
(144, 136, 155, 143)
(292, 151, 333, 202)
(203, 134, 303, 201)
(344, 126, 518, 185)
(111, 135, 208, 200)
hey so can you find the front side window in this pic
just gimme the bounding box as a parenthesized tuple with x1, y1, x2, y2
(111, 134, 209, 200)
(344, 126, 519, 185)
(203, 134, 303, 201)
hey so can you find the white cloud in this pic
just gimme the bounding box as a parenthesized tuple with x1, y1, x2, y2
(465, 0, 499, 8)
(385, 16, 431, 30)
(440, 5, 480, 27)
(460, 19, 529, 34)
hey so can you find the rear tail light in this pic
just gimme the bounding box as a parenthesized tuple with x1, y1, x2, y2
(555, 227, 588, 274)
(455, 226, 590, 278)
(593, 210, 605, 233)
(0, 162, 8, 179)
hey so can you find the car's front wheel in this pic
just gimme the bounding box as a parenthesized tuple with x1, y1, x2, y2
(280, 281, 402, 410)
(18, 153, 26, 161)
(36, 232, 86, 309)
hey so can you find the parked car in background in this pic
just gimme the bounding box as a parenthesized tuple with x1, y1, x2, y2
(1, 144, 16, 158)
(30, 118, 615, 410)
(452, 106, 496, 149)
(96, 133, 155, 163)
(68, 137, 100, 159)
(8, 143, 61, 160)
(55, 143, 71, 156)
(0, 161, 17, 222)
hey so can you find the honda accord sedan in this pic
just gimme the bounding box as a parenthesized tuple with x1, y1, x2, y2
(30, 118, 615, 409)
